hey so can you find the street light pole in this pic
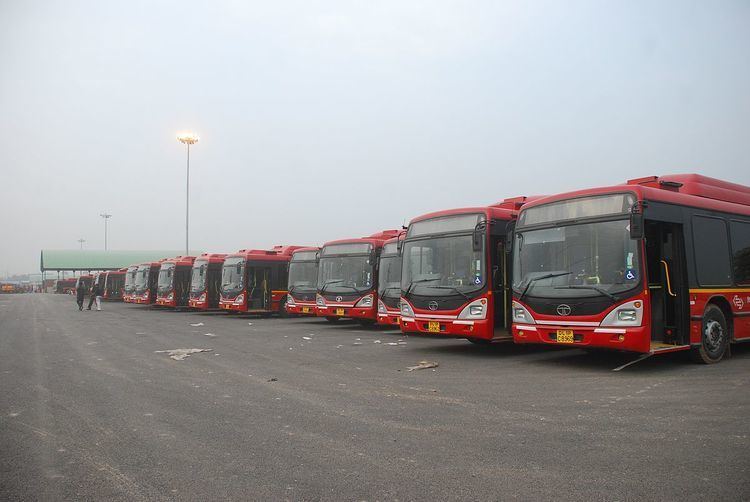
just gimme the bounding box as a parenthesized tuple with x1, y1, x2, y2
(78, 238, 86, 250)
(177, 132, 199, 255)
(100, 213, 112, 250)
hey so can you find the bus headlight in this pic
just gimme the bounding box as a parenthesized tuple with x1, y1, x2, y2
(512, 301, 536, 324)
(316, 294, 326, 307)
(287, 294, 295, 306)
(400, 300, 415, 318)
(167, 292, 174, 300)
(458, 299, 487, 319)
(377, 299, 387, 314)
(600, 300, 643, 326)
(199, 293, 206, 302)
(355, 294, 373, 308)
(234, 294, 244, 305)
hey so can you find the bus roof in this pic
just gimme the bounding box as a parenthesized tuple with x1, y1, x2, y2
(226, 246, 304, 262)
(409, 196, 539, 225)
(384, 230, 406, 245)
(193, 253, 228, 264)
(160, 256, 197, 267)
(137, 259, 168, 268)
(322, 230, 400, 249)
(522, 174, 750, 217)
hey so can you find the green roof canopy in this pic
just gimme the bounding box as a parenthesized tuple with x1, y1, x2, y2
(40, 250, 203, 272)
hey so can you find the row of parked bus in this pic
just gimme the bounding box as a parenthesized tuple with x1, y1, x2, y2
(68, 174, 750, 364)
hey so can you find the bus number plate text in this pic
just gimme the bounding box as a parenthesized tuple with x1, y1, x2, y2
(336, 308, 345, 316)
(428, 322, 440, 333)
(301, 307, 310, 313)
(556, 329, 574, 343)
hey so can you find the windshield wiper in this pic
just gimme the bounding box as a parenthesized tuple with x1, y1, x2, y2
(518, 272, 571, 303)
(319, 279, 344, 295)
(429, 285, 471, 300)
(554, 284, 617, 301)
(403, 278, 438, 299)
(379, 286, 400, 297)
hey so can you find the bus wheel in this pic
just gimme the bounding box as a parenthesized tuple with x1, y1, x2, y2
(278, 298, 289, 318)
(325, 316, 340, 323)
(467, 338, 491, 345)
(691, 304, 729, 364)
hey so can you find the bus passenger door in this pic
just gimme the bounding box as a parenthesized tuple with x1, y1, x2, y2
(645, 222, 687, 346)
(247, 266, 270, 310)
(491, 237, 508, 334)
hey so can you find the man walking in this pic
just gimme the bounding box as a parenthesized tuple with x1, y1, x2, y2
(87, 282, 103, 311)
(76, 280, 86, 311)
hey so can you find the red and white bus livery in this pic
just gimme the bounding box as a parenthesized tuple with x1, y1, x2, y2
(155, 256, 196, 307)
(315, 230, 400, 325)
(123, 265, 138, 302)
(102, 269, 126, 300)
(219, 246, 302, 315)
(377, 232, 405, 326)
(399, 197, 532, 343)
(132, 261, 164, 305)
(188, 253, 227, 310)
(510, 174, 750, 363)
(285, 247, 320, 316)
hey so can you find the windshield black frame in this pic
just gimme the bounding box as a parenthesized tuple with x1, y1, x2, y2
(317, 253, 375, 294)
(400, 232, 486, 299)
(133, 266, 151, 294)
(377, 253, 402, 299)
(512, 218, 642, 301)
(190, 260, 208, 293)
(157, 263, 176, 294)
(221, 257, 245, 296)
(288, 259, 319, 294)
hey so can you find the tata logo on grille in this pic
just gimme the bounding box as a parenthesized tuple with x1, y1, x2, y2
(556, 304, 572, 316)
(335, 296, 342, 302)
(428, 301, 439, 311)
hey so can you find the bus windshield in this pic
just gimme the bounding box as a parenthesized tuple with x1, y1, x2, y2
(190, 261, 208, 293)
(318, 255, 374, 294)
(134, 266, 150, 293)
(288, 260, 318, 293)
(378, 253, 401, 299)
(157, 263, 175, 293)
(401, 234, 485, 297)
(512, 219, 640, 299)
(221, 257, 245, 295)
(124, 267, 138, 293)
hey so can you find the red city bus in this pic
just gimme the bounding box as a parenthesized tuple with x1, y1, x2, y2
(122, 265, 139, 302)
(377, 232, 406, 326)
(155, 256, 197, 307)
(188, 253, 227, 310)
(132, 260, 165, 305)
(219, 246, 302, 314)
(103, 269, 126, 300)
(315, 230, 400, 325)
(286, 247, 320, 316)
(55, 278, 78, 294)
(399, 197, 534, 343)
(510, 174, 750, 364)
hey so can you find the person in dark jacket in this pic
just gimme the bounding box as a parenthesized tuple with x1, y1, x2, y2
(87, 283, 102, 310)
(76, 281, 86, 311)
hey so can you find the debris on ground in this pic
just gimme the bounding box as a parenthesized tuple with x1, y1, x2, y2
(268, 377, 278, 382)
(248, 322, 253, 326)
(407, 361, 439, 372)
(352, 342, 363, 346)
(374, 340, 382, 344)
(189, 322, 205, 327)
(203, 333, 217, 337)
(385, 342, 399, 346)
(155, 348, 213, 361)
(302, 336, 312, 340)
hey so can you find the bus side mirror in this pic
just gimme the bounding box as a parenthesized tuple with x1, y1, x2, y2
(630, 212, 644, 239)
(505, 221, 516, 252)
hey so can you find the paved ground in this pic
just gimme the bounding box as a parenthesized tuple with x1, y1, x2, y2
(1, 294, 749, 501)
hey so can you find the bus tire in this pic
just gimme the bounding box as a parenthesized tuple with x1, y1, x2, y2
(325, 316, 340, 323)
(691, 304, 729, 364)
(278, 297, 289, 318)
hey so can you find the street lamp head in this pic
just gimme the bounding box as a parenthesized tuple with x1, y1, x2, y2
(177, 132, 199, 145)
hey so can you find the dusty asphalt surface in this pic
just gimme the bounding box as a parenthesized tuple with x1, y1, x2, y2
(1, 294, 749, 501)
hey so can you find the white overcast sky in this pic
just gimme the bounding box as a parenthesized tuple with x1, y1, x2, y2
(1, 0, 748, 275)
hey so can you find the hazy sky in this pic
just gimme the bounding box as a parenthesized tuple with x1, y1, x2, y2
(1, 0, 748, 275)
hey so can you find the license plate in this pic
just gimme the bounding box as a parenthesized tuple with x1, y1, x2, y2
(428, 321, 441, 333)
(336, 308, 345, 316)
(556, 329, 574, 343)
(302, 307, 310, 313)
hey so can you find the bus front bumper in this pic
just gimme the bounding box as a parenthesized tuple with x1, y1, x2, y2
(512, 324, 650, 353)
(377, 310, 401, 326)
(287, 303, 316, 316)
(400, 316, 493, 340)
(316, 305, 376, 320)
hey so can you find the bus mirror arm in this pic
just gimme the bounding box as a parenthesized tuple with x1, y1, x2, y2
(629, 201, 647, 239)
(472, 221, 486, 252)
(505, 221, 516, 251)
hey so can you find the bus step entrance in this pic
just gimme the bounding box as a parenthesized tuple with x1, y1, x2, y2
(613, 343, 691, 371)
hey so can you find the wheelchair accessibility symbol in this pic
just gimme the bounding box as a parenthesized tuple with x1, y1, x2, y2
(625, 269, 636, 281)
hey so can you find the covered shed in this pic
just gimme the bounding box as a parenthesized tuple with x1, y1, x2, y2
(40, 250, 203, 273)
